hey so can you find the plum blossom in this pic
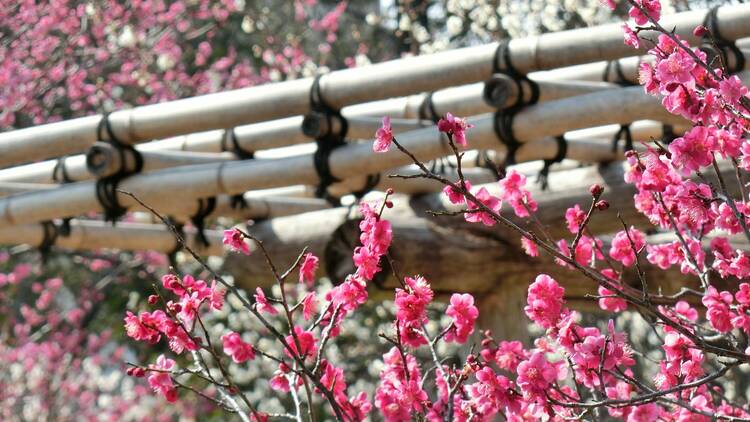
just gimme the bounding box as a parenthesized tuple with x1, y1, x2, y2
(445, 293, 479, 344)
(628, 0, 661, 25)
(254, 287, 278, 315)
(498, 170, 537, 218)
(520, 236, 539, 257)
(565, 204, 586, 234)
(609, 227, 646, 267)
(516, 352, 560, 399)
(525, 274, 565, 329)
(221, 332, 255, 363)
(373, 116, 394, 153)
(442, 180, 471, 205)
(375, 347, 429, 421)
(437, 112, 473, 147)
(299, 252, 319, 285)
(668, 126, 715, 176)
(301, 292, 317, 321)
(623, 24, 640, 48)
(464, 187, 502, 226)
(284, 326, 317, 360)
(223, 228, 250, 255)
(148, 355, 178, 402)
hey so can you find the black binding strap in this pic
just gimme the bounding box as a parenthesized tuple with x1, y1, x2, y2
(38, 220, 58, 256)
(52, 156, 74, 234)
(491, 40, 540, 170)
(494, 111, 522, 167)
(612, 125, 634, 153)
(219, 128, 254, 209)
(221, 128, 255, 160)
(93, 113, 143, 223)
(230, 194, 249, 210)
(308, 74, 348, 206)
(418, 92, 441, 123)
(52, 156, 72, 184)
(537, 136, 568, 190)
(492, 40, 540, 108)
(190, 197, 216, 248)
(603, 59, 635, 86)
(702, 6, 745, 73)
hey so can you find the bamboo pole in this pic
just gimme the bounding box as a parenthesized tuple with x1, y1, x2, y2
(0, 5, 747, 167)
(0, 78, 614, 185)
(533, 46, 749, 84)
(0, 220, 225, 256)
(0, 118, 422, 184)
(0, 182, 56, 197)
(0, 198, 736, 295)
(0, 79, 734, 228)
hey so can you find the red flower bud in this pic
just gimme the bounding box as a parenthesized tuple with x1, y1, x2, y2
(589, 184, 604, 197)
(693, 25, 708, 37)
(595, 200, 610, 211)
(385, 200, 393, 208)
(147, 295, 158, 305)
(127, 367, 146, 378)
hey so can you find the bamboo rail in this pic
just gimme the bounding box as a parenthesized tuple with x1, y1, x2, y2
(0, 78, 615, 185)
(0, 81, 713, 228)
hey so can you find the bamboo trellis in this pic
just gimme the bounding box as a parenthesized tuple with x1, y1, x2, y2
(0, 5, 747, 296)
(0, 5, 748, 168)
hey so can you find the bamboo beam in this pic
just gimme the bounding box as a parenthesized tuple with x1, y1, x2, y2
(0, 78, 614, 185)
(533, 45, 749, 84)
(0, 182, 56, 197)
(0, 117, 422, 184)
(0, 205, 731, 299)
(0, 5, 747, 167)
(2, 159, 738, 255)
(0, 220, 225, 256)
(0, 81, 708, 228)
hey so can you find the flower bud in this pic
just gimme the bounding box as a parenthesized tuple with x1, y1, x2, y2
(385, 200, 393, 208)
(481, 338, 492, 347)
(589, 184, 604, 197)
(693, 25, 708, 37)
(386, 188, 394, 195)
(147, 295, 158, 305)
(595, 200, 610, 211)
(169, 303, 182, 313)
(127, 367, 145, 378)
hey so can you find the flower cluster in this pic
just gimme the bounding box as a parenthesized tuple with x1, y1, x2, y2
(121, 0, 750, 419)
